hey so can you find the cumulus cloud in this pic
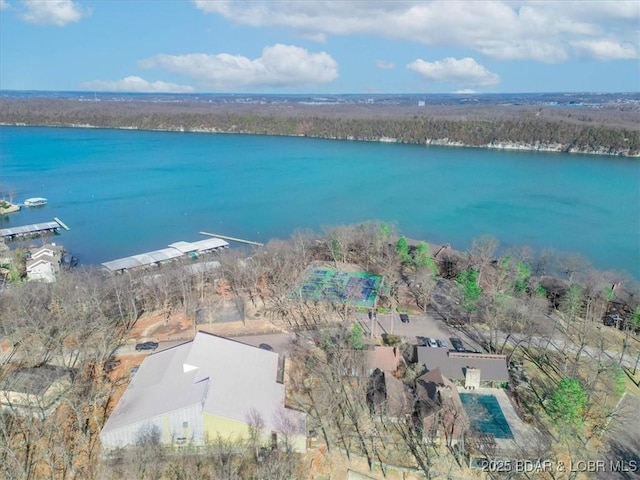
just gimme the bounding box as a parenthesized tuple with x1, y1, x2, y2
(375, 60, 395, 70)
(408, 57, 500, 87)
(571, 39, 638, 61)
(192, 1, 639, 63)
(81, 76, 195, 93)
(140, 44, 338, 89)
(20, 0, 88, 26)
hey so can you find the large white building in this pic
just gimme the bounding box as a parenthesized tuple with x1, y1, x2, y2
(100, 332, 306, 451)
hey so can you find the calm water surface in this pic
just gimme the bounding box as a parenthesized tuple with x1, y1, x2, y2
(0, 126, 638, 277)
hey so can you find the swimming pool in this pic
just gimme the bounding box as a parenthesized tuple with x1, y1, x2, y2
(460, 393, 514, 439)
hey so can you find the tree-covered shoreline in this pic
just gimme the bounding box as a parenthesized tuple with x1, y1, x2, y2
(1, 97, 639, 157)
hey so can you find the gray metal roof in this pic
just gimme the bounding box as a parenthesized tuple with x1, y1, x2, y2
(190, 237, 229, 252)
(416, 347, 509, 383)
(0, 222, 60, 238)
(101, 333, 305, 438)
(2, 365, 72, 396)
(167, 238, 229, 254)
(102, 238, 229, 272)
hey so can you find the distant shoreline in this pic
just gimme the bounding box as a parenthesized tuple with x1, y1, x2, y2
(1, 96, 639, 157)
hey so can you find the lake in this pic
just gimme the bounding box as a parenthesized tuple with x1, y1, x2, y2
(0, 126, 638, 277)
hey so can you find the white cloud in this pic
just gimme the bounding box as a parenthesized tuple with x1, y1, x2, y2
(81, 76, 195, 93)
(140, 44, 338, 89)
(0, 0, 8, 10)
(407, 57, 500, 87)
(571, 39, 638, 61)
(454, 89, 477, 94)
(375, 60, 395, 70)
(192, 1, 640, 63)
(20, 0, 88, 26)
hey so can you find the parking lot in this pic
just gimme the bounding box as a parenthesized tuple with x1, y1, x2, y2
(357, 311, 465, 349)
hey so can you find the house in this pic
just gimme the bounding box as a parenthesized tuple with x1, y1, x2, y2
(26, 243, 63, 282)
(416, 347, 509, 387)
(339, 346, 405, 378)
(415, 368, 467, 446)
(100, 332, 307, 451)
(0, 364, 74, 417)
(367, 368, 411, 420)
(368, 346, 404, 376)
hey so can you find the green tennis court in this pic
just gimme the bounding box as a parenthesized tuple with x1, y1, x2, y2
(298, 268, 382, 308)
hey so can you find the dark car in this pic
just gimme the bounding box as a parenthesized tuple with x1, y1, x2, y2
(135, 341, 159, 351)
(436, 339, 448, 348)
(450, 337, 465, 352)
(258, 343, 274, 351)
(103, 358, 121, 372)
(399, 313, 410, 324)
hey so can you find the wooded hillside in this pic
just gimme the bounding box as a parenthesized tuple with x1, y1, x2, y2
(1, 98, 638, 156)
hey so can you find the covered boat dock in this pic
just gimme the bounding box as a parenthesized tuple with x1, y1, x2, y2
(101, 238, 229, 273)
(0, 220, 66, 241)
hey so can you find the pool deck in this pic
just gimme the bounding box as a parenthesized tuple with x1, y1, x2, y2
(460, 387, 546, 458)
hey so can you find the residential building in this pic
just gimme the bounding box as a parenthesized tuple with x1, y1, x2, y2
(415, 368, 467, 446)
(416, 347, 509, 387)
(367, 368, 411, 420)
(0, 364, 74, 417)
(26, 243, 63, 282)
(100, 332, 306, 451)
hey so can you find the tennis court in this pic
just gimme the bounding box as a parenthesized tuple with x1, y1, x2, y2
(298, 268, 382, 308)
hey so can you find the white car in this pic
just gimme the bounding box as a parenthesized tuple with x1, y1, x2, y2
(427, 337, 438, 347)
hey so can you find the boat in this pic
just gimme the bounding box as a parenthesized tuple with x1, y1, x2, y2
(24, 197, 48, 207)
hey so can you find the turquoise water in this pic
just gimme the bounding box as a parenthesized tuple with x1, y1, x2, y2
(460, 393, 514, 439)
(0, 126, 638, 276)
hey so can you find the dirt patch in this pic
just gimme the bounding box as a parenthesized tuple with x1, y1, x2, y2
(129, 311, 194, 342)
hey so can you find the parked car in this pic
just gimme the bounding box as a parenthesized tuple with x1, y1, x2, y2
(399, 313, 410, 324)
(450, 337, 465, 352)
(426, 337, 438, 347)
(368, 310, 377, 320)
(258, 343, 274, 351)
(436, 339, 448, 348)
(103, 358, 121, 372)
(129, 366, 139, 378)
(135, 341, 159, 351)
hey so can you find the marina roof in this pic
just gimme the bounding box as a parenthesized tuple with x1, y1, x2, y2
(0, 221, 60, 238)
(101, 237, 228, 272)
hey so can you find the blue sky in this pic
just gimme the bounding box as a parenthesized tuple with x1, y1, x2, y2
(0, 0, 638, 93)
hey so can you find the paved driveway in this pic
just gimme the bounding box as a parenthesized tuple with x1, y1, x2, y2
(355, 311, 456, 347)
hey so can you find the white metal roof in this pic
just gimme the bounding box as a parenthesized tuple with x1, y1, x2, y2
(101, 333, 305, 439)
(190, 237, 229, 252)
(0, 221, 60, 238)
(102, 238, 229, 272)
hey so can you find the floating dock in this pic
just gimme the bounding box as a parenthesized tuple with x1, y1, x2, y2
(0, 219, 68, 241)
(199, 231, 264, 246)
(53, 217, 70, 231)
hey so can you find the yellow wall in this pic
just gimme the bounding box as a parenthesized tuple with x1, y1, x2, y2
(202, 413, 306, 452)
(203, 412, 251, 443)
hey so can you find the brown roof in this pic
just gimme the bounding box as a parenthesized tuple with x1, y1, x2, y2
(416, 347, 509, 383)
(368, 370, 411, 418)
(415, 368, 467, 443)
(368, 346, 401, 373)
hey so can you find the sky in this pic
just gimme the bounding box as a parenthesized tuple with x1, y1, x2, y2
(0, 0, 638, 94)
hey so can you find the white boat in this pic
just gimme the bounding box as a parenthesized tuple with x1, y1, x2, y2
(24, 197, 48, 207)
